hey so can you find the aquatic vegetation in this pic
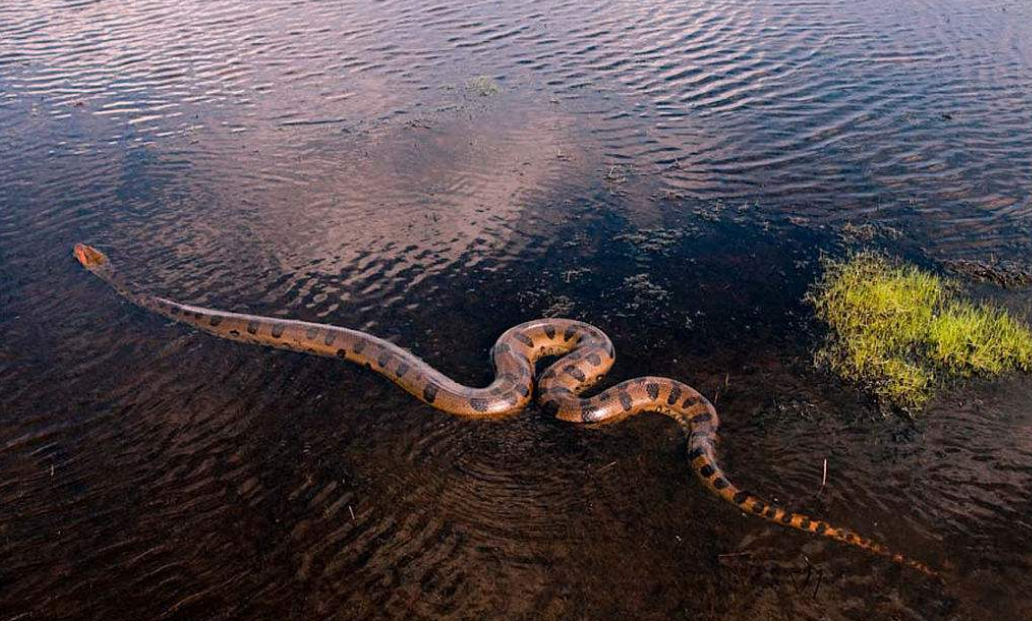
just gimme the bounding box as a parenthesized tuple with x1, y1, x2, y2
(467, 75, 500, 96)
(808, 252, 1032, 412)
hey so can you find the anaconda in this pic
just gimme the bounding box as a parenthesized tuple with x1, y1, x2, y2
(73, 243, 935, 575)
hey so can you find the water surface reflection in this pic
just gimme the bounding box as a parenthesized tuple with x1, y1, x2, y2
(2, 0, 1032, 619)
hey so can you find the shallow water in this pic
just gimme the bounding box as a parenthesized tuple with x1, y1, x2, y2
(2, 0, 1032, 619)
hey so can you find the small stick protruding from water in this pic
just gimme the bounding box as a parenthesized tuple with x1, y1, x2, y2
(815, 458, 828, 498)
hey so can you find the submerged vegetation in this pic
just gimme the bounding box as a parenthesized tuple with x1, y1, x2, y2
(808, 252, 1032, 412)
(467, 75, 501, 96)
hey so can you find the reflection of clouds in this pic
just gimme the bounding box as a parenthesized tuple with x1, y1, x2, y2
(207, 100, 593, 281)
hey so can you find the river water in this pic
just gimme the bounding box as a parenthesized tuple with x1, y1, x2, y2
(2, 1, 1032, 619)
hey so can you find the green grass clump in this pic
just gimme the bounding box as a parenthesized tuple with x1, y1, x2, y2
(808, 252, 1032, 412)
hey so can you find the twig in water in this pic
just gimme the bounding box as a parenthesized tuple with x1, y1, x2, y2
(815, 458, 828, 498)
(798, 561, 812, 593)
(348, 505, 356, 521)
(798, 555, 824, 599)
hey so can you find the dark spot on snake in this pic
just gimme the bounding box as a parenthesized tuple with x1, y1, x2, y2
(209, 316, 223, 327)
(470, 397, 489, 412)
(667, 385, 681, 405)
(353, 340, 366, 353)
(618, 392, 633, 412)
(515, 383, 530, 397)
(733, 491, 750, 505)
(377, 353, 390, 367)
(699, 464, 715, 478)
(395, 362, 409, 377)
(271, 324, 285, 338)
(543, 325, 556, 339)
(306, 326, 318, 339)
(364, 362, 372, 370)
(682, 395, 701, 408)
(780, 513, 793, 524)
(764, 507, 778, 518)
(563, 326, 577, 341)
(799, 518, 811, 529)
(815, 523, 828, 535)
(691, 412, 713, 425)
(336, 348, 347, 359)
(541, 399, 559, 417)
(423, 384, 439, 404)
(193, 312, 203, 320)
(645, 383, 660, 400)
(751, 501, 766, 514)
(493, 342, 510, 355)
(540, 370, 556, 382)
(247, 320, 259, 335)
(513, 333, 533, 347)
(687, 447, 705, 460)
(713, 477, 729, 490)
(563, 365, 586, 382)
(323, 331, 336, 345)
(586, 353, 602, 366)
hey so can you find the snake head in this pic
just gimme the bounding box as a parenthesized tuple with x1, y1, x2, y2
(73, 243, 108, 270)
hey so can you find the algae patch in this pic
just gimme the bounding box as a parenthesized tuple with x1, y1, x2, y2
(467, 75, 501, 96)
(808, 252, 1032, 412)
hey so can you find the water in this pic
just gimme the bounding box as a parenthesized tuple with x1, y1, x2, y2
(2, 0, 1032, 619)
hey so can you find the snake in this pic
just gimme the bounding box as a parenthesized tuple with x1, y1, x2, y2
(73, 243, 935, 575)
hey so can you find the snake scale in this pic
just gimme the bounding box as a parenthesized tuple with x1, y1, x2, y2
(74, 243, 934, 575)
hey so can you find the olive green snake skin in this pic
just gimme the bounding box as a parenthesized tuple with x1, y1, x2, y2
(74, 243, 935, 576)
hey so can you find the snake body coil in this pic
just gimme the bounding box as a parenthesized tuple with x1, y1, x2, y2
(73, 243, 934, 575)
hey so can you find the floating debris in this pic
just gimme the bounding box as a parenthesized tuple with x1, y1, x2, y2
(614, 227, 696, 255)
(942, 257, 1032, 289)
(839, 222, 902, 244)
(623, 273, 671, 311)
(467, 75, 501, 97)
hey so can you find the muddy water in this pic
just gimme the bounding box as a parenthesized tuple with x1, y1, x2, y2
(2, 0, 1032, 619)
